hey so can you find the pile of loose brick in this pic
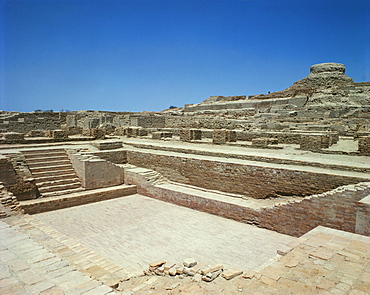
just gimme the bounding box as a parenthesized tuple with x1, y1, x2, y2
(144, 258, 243, 283)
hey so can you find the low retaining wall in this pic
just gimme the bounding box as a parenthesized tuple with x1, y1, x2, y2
(126, 150, 368, 199)
(356, 195, 370, 235)
(259, 183, 370, 236)
(124, 166, 370, 237)
(90, 150, 127, 164)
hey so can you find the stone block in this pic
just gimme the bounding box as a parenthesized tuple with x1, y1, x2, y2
(222, 269, 243, 280)
(202, 269, 222, 282)
(93, 140, 123, 151)
(149, 260, 166, 268)
(183, 258, 197, 268)
(200, 264, 223, 275)
(242, 270, 255, 279)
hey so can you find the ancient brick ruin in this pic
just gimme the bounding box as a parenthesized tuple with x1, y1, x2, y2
(1, 63, 370, 293)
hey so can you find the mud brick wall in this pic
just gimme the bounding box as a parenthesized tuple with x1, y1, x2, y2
(21, 185, 137, 214)
(26, 130, 47, 137)
(358, 136, 370, 155)
(130, 116, 165, 128)
(300, 134, 329, 150)
(126, 150, 368, 199)
(114, 127, 126, 136)
(0, 154, 38, 201)
(152, 132, 162, 139)
(236, 131, 302, 144)
(122, 127, 148, 137)
(125, 166, 370, 237)
(212, 130, 227, 144)
(91, 150, 127, 164)
(0, 184, 24, 218)
(355, 194, 370, 236)
(259, 183, 370, 236)
(0, 112, 67, 133)
(180, 129, 202, 142)
(82, 128, 105, 139)
(180, 129, 192, 142)
(236, 131, 338, 145)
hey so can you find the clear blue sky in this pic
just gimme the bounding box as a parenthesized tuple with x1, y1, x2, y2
(1, 0, 369, 112)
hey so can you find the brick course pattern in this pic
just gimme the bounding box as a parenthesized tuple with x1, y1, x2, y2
(125, 167, 370, 237)
(91, 150, 127, 164)
(180, 129, 202, 142)
(126, 150, 368, 199)
(300, 134, 330, 150)
(0, 183, 24, 218)
(20, 185, 137, 214)
(355, 194, 370, 235)
(0, 154, 38, 201)
(358, 136, 370, 155)
(259, 183, 370, 236)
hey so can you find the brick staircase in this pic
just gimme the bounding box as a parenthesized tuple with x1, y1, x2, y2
(22, 148, 84, 197)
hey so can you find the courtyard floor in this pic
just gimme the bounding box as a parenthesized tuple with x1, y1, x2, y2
(35, 194, 296, 273)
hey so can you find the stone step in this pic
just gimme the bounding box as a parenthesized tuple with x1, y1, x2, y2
(25, 155, 70, 163)
(20, 184, 137, 214)
(22, 148, 84, 197)
(24, 153, 68, 160)
(38, 182, 83, 194)
(22, 149, 66, 158)
(29, 164, 74, 173)
(41, 187, 85, 197)
(37, 177, 81, 188)
(27, 159, 71, 168)
(3, 215, 128, 289)
(33, 173, 81, 183)
(22, 148, 66, 154)
(31, 169, 76, 178)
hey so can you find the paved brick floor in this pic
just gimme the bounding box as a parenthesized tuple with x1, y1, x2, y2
(35, 194, 296, 273)
(0, 220, 114, 295)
